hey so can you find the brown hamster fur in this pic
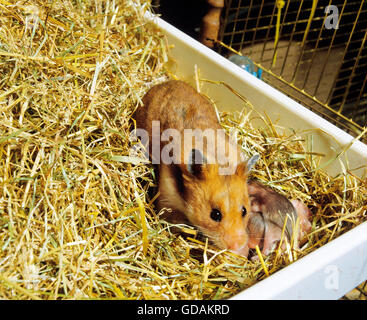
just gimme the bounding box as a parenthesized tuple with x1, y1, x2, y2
(247, 180, 312, 256)
(135, 80, 257, 255)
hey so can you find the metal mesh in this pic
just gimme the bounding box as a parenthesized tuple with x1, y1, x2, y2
(343, 281, 367, 300)
(218, 0, 367, 141)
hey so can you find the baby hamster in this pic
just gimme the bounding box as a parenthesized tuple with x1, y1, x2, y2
(247, 180, 312, 256)
(134, 80, 258, 256)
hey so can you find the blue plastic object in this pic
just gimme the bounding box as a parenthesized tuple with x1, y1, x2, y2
(228, 54, 262, 79)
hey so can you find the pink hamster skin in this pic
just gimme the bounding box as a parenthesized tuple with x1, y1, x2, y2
(246, 180, 312, 256)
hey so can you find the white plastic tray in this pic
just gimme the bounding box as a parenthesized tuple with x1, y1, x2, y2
(146, 12, 367, 300)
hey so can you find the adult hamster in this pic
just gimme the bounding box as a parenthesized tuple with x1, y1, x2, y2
(134, 80, 258, 255)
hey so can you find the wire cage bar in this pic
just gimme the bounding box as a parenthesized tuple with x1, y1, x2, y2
(218, 0, 367, 142)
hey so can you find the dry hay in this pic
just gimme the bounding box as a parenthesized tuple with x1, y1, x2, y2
(0, 0, 366, 300)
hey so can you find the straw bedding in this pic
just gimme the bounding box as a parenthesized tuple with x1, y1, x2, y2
(0, 0, 366, 299)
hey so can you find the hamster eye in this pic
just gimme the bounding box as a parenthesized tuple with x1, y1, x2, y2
(242, 206, 247, 217)
(210, 208, 222, 222)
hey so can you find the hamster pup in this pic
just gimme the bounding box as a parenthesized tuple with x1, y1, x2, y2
(247, 180, 312, 256)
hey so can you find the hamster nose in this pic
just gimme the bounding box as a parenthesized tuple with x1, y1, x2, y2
(223, 233, 248, 253)
(230, 244, 249, 257)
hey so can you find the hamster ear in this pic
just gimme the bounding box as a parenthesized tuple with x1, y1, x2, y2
(235, 161, 248, 177)
(236, 154, 260, 177)
(187, 149, 206, 178)
(247, 154, 260, 171)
